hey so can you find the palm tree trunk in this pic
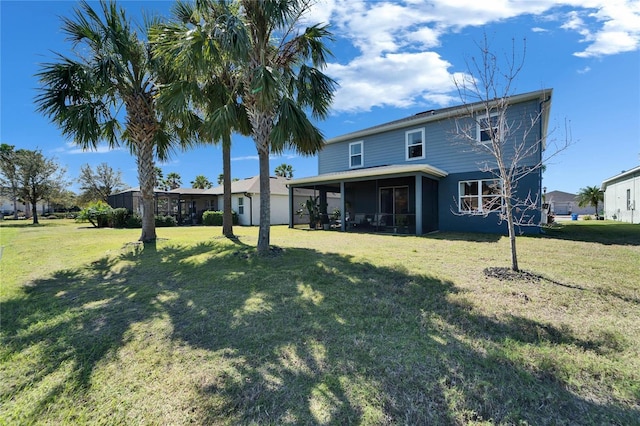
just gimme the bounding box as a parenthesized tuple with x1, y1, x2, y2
(257, 145, 271, 254)
(222, 133, 233, 237)
(247, 105, 274, 255)
(136, 140, 157, 243)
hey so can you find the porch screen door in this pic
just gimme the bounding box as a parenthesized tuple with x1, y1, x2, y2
(379, 186, 409, 226)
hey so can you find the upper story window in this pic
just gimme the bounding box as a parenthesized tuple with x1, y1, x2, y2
(405, 128, 425, 160)
(349, 141, 363, 168)
(477, 113, 500, 144)
(459, 179, 503, 213)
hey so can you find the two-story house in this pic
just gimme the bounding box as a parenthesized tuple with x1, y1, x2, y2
(287, 89, 552, 235)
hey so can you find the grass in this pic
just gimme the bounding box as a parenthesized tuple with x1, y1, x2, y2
(1, 219, 639, 425)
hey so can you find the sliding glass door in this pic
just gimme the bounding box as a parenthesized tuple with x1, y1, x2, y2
(379, 186, 409, 227)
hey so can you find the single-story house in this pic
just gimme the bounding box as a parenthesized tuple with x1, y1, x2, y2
(288, 89, 552, 235)
(544, 190, 592, 216)
(601, 165, 640, 223)
(107, 175, 297, 225)
(208, 175, 292, 226)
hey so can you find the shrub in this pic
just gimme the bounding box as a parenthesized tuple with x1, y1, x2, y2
(202, 210, 238, 226)
(112, 208, 129, 228)
(583, 215, 593, 221)
(125, 214, 142, 228)
(202, 210, 223, 226)
(156, 215, 177, 227)
(77, 201, 113, 228)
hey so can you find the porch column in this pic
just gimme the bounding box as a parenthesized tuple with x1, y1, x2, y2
(340, 181, 346, 231)
(415, 175, 423, 235)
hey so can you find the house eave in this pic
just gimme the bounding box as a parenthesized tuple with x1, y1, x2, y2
(325, 88, 553, 145)
(288, 164, 448, 186)
(601, 164, 640, 190)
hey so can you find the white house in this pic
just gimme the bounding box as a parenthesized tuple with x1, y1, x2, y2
(209, 175, 292, 226)
(602, 165, 640, 224)
(544, 190, 592, 216)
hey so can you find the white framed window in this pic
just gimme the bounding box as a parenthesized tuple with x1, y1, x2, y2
(476, 113, 500, 144)
(405, 128, 425, 160)
(238, 197, 244, 215)
(349, 141, 363, 168)
(459, 179, 503, 213)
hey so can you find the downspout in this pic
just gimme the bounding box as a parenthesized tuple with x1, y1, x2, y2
(244, 192, 253, 226)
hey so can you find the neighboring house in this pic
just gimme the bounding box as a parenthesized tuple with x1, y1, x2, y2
(0, 193, 47, 218)
(209, 175, 298, 226)
(108, 187, 216, 224)
(544, 190, 592, 216)
(288, 89, 552, 235)
(107, 176, 297, 226)
(601, 165, 640, 224)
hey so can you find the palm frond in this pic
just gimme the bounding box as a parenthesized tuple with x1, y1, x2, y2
(271, 98, 323, 155)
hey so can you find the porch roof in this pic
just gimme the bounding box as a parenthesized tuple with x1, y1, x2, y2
(288, 164, 448, 186)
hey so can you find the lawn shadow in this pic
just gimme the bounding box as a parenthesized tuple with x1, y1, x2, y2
(0, 221, 68, 228)
(422, 231, 502, 243)
(2, 239, 638, 424)
(540, 222, 640, 245)
(152, 245, 638, 424)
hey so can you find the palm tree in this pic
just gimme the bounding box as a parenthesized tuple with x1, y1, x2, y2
(211, 0, 336, 254)
(191, 175, 213, 189)
(274, 163, 294, 179)
(165, 172, 182, 189)
(577, 185, 604, 217)
(150, 0, 251, 238)
(36, 0, 179, 243)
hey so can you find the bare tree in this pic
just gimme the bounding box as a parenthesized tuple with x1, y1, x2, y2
(453, 36, 570, 272)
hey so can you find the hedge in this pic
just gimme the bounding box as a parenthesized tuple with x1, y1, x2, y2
(202, 210, 238, 226)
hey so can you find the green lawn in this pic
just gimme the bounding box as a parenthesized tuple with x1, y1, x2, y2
(1, 219, 639, 425)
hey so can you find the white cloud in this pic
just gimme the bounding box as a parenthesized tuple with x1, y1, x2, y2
(232, 154, 298, 161)
(307, 0, 640, 112)
(327, 51, 464, 112)
(61, 141, 120, 155)
(231, 155, 259, 161)
(531, 27, 550, 33)
(577, 66, 591, 73)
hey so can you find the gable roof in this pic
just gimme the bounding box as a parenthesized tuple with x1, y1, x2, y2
(208, 175, 290, 196)
(545, 190, 577, 203)
(326, 88, 553, 145)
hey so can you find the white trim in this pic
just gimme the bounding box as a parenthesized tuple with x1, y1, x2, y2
(458, 179, 504, 214)
(288, 164, 448, 186)
(349, 141, 364, 169)
(476, 112, 500, 144)
(405, 128, 425, 161)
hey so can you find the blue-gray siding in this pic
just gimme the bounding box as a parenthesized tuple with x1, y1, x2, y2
(437, 170, 542, 234)
(319, 99, 543, 175)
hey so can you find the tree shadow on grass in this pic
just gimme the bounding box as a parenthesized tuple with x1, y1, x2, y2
(1, 240, 638, 424)
(540, 222, 640, 245)
(0, 221, 68, 228)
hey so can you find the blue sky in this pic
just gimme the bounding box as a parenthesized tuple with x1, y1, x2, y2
(1, 0, 639, 194)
